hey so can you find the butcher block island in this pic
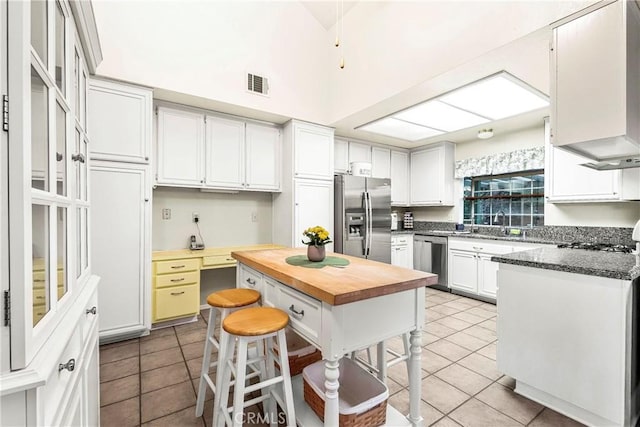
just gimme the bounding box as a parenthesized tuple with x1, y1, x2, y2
(231, 248, 437, 427)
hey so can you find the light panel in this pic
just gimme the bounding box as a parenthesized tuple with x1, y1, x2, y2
(439, 73, 549, 120)
(359, 117, 443, 141)
(393, 100, 490, 132)
(356, 71, 549, 142)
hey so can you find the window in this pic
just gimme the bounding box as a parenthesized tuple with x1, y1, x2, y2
(463, 171, 544, 227)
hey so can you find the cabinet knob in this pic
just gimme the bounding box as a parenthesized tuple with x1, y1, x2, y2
(71, 153, 86, 163)
(58, 358, 76, 372)
(86, 306, 97, 315)
(145, 156, 149, 161)
(144, 198, 149, 202)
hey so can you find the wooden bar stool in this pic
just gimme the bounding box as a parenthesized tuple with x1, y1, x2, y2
(195, 288, 261, 418)
(215, 306, 296, 427)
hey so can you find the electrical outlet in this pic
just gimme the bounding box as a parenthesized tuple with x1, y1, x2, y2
(193, 212, 199, 223)
(162, 208, 171, 220)
(251, 212, 258, 222)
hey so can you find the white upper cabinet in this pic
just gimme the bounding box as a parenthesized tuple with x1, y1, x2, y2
(551, 0, 640, 159)
(245, 123, 280, 191)
(293, 121, 334, 180)
(205, 115, 245, 189)
(371, 146, 391, 179)
(156, 107, 280, 191)
(88, 79, 152, 163)
(410, 142, 455, 206)
(334, 138, 349, 174)
(348, 141, 372, 165)
(391, 151, 410, 205)
(545, 119, 640, 202)
(156, 107, 205, 187)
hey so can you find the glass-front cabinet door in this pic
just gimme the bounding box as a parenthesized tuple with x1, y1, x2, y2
(8, 0, 90, 369)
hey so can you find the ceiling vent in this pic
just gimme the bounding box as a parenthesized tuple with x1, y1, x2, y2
(247, 73, 269, 96)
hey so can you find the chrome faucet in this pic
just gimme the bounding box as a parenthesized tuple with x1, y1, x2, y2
(494, 210, 507, 234)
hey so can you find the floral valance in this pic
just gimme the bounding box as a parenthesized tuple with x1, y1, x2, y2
(454, 147, 544, 178)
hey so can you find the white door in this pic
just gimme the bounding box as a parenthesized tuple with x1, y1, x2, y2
(390, 151, 409, 205)
(478, 253, 499, 299)
(294, 180, 333, 249)
(156, 107, 204, 186)
(293, 123, 334, 180)
(348, 141, 371, 164)
(246, 123, 280, 191)
(448, 249, 477, 293)
(410, 147, 442, 204)
(204, 115, 245, 189)
(88, 79, 152, 164)
(91, 161, 149, 338)
(371, 147, 391, 179)
(334, 138, 349, 174)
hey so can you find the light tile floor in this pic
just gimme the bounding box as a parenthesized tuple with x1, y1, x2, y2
(99, 288, 586, 426)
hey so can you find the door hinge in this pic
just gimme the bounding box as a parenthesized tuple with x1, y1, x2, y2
(3, 95, 8, 132)
(3, 291, 10, 327)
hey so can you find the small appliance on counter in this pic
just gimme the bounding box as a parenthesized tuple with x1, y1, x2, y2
(189, 235, 205, 251)
(390, 211, 398, 231)
(350, 162, 372, 177)
(403, 212, 414, 229)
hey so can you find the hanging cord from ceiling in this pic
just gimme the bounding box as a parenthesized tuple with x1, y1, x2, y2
(335, 0, 345, 69)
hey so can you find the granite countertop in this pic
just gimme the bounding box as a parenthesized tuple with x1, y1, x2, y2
(491, 247, 640, 280)
(412, 230, 558, 245)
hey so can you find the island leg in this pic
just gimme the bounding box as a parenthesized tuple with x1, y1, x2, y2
(324, 357, 340, 426)
(407, 329, 425, 427)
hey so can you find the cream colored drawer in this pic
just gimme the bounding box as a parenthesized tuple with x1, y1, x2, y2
(42, 327, 82, 426)
(33, 304, 47, 325)
(202, 254, 236, 268)
(277, 284, 321, 347)
(155, 271, 199, 289)
(154, 284, 199, 321)
(32, 270, 66, 287)
(33, 287, 47, 304)
(239, 264, 262, 292)
(155, 258, 199, 275)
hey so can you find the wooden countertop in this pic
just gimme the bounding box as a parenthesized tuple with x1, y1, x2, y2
(232, 248, 437, 305)
(152, 244, 283, 262)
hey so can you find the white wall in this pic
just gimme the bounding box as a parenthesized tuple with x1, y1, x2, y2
(325, 0, 595, 125)
(92, 1, 330, 124)
(151, 187, 272, 251)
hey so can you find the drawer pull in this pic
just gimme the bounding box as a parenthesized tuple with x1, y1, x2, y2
(170, 265, 186, 269)
(59, 358, 76, 372)
(289, 305, 305, 317)
(170, 278, 185, 282)
(226, 258, 235, 261)
(34, 279, 45, 282)
(472, 246, 483, 251)
(170, 291, 185, 296)
(35, 295, 45, 300)
(86, 306, 97, 315)
(246, 278, 256, 286)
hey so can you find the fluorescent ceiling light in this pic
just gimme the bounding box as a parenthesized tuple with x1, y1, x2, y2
(393, 100, 490, 132)
(440, 73, 549, 120)
(359, 117, 443, 141)
(356, 71, 549, 142)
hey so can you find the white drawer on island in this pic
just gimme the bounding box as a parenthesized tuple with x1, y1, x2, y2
(277, 284, 322, 347)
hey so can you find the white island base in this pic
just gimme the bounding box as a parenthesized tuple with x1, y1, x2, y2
(496, 264, 638, 427)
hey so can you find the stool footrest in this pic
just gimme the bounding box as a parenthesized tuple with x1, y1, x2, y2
(244, 375, 283, 394)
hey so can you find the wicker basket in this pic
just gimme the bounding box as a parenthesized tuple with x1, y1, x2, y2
(274, 328, 322, 376)
(302, 357, 388, 427)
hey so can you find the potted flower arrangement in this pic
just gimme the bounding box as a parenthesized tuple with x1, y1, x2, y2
(302, 226, 332, 262)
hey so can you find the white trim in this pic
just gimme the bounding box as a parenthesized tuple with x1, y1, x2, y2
(68, 1, 102, 74)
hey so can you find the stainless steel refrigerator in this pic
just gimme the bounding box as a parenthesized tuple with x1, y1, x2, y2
(334, 175, 392, 263)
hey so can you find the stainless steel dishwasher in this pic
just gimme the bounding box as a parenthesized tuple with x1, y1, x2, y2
(413, 235, 449, 292)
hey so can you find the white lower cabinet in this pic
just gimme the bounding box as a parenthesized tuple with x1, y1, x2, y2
(391, 234, 413, 269)
(0, 280, 101, 427)
(448, 238, 550, 299)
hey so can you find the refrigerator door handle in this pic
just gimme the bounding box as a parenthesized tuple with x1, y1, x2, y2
(361, 192, 368, 256)
(365, 191, 373, 257)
